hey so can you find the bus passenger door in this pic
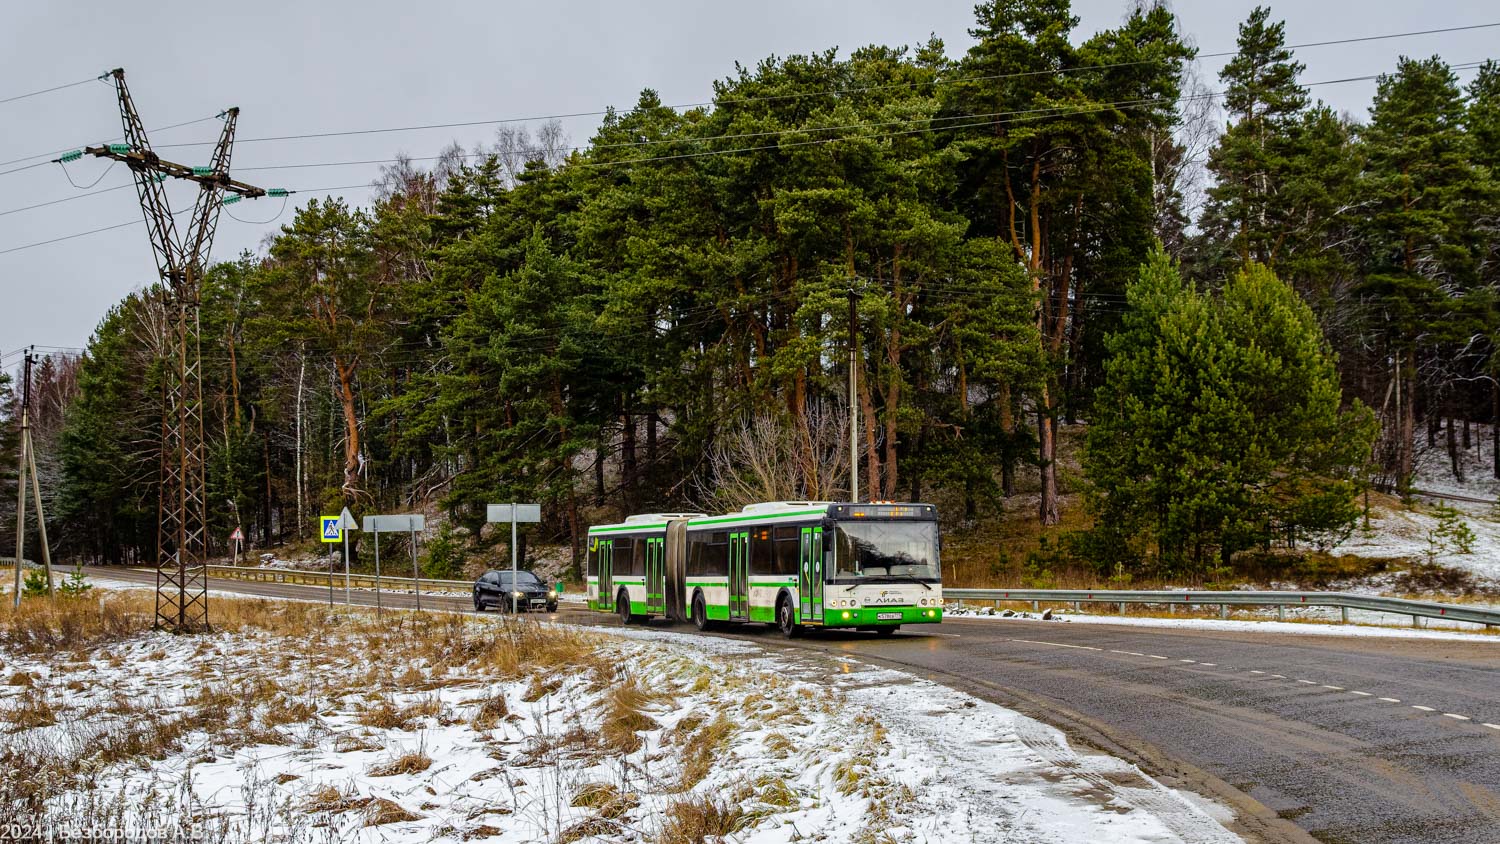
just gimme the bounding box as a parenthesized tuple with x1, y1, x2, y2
(799, 526, 824, 623)
(728, 531, 749, 621)
(646, 537, 665, 615)
(598, 540, 613, 611)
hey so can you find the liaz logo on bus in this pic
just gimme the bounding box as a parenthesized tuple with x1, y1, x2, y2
(865, 593, 907, 605)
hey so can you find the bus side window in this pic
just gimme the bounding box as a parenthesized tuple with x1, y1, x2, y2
(586, 539, 597, 577)
(773, 526, 799, 576)
(705, 532, 729, 576)
(750, 529, 774, 574)
(632, 537, 646, 576)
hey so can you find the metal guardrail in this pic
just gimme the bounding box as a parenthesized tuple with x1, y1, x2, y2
(0, 558, 39, 569)
(944, 588, 1500, 629)
(204, 564, 471, 592)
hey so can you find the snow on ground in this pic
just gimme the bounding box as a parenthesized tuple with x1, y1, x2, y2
(1410, 422, 1500, 503)
(1330, 499, 1500, 584)
(1323, 425, 1500, 587)
(943, 604, 1500, 641)
(0, 589, 1241, 844)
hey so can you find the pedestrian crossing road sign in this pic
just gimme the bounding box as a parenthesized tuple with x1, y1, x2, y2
(320, 516, 342, 543)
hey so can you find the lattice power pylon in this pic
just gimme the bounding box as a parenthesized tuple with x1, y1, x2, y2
(86, 69, 265, 633)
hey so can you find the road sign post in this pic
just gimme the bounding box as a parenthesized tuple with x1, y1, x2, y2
(339, 507, 357, 605)
(362, 515, 425, 618)
(320, 515, 340, 605)
(487, 504, 540, 614)
(230, 527, 243, 567)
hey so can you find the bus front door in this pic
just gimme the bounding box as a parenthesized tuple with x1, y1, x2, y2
(728, 531, 749, 621)
(597, 540, 613, 612)
(646, 537, 665, 615)
(799, 527, 824, 623)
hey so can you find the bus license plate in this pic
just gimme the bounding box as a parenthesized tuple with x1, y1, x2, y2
(876, 612, 902, 620)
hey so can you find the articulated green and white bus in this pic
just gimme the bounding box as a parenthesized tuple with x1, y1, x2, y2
(585, 501, 942, 636)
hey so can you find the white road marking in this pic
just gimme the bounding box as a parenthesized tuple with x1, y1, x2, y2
(996, 642, 1480, 734)
(1483, 723, 1500, 731)
(1009, 638, 1100, 651)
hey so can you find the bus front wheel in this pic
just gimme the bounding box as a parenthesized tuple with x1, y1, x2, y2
(777, 595, 803, 639)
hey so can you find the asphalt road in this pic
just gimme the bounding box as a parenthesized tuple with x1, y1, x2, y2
(85, 567, 1500, 844)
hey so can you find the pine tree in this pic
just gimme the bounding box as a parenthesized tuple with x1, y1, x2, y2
(1086, 250, 1374, 576)
(1357, 57, 1485, 489)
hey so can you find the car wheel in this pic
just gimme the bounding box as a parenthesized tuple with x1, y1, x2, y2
(547, 603, 557, 613)
(777, 595, 802, 639)
(692, 592, 711, 631)
(473, 593, 485, 613)
(876, 626, 898, 636)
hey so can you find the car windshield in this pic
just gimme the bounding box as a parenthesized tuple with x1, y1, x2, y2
(499, 572, 544, 588)
(832, 520, 939, 580)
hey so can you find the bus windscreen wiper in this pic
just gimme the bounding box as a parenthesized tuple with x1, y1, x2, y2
(876, 571, 931, 590)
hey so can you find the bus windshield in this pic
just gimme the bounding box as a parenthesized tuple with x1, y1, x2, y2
(832, 520, 939, 581)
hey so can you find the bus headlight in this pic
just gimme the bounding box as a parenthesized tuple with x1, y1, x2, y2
(841, 611, 852, 620)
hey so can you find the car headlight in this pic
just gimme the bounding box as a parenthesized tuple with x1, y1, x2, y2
(547, 590, 557, 599)
(513, 591, 524, 598)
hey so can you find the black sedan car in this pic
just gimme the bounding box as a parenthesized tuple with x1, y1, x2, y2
(473, 569, 557, 613)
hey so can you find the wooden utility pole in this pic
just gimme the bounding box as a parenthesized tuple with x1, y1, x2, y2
(11, 348, 54, 607)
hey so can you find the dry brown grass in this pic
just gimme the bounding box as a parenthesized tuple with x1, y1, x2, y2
(570, 782, 639, 819)
(469, 692, 510, 731)
(0, 592, 154, 655)
(656, 795, 747, 844)
(559, 816, 619, 843)
(2, 689, 57, 731)
(368, 750, 433, 776)
(600, 679, 662, 754)
(674, 715, 735, 791)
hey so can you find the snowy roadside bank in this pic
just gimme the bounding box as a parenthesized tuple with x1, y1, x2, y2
(0, 589, 1240, 843)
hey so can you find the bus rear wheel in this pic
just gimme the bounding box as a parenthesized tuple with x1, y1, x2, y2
(692, 592, 712, 631)
(618, 590, 637, 625)
(777, 595, 802, 639)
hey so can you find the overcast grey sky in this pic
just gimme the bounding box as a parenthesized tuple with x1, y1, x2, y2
(2, 0, 1495, 367)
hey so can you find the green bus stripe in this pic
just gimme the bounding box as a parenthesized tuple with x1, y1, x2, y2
(588, 524, 667, 534)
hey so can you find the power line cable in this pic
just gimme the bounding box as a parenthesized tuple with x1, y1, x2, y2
(131, 21, 1500, 154)
(0, 182, 134, 217)
(2, 19, 1493, 182)
(58, 158, 116, 190)
(0, 58, 1491, 255)
(0, 76, 98, 106)
(0, 114, 221, 170)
